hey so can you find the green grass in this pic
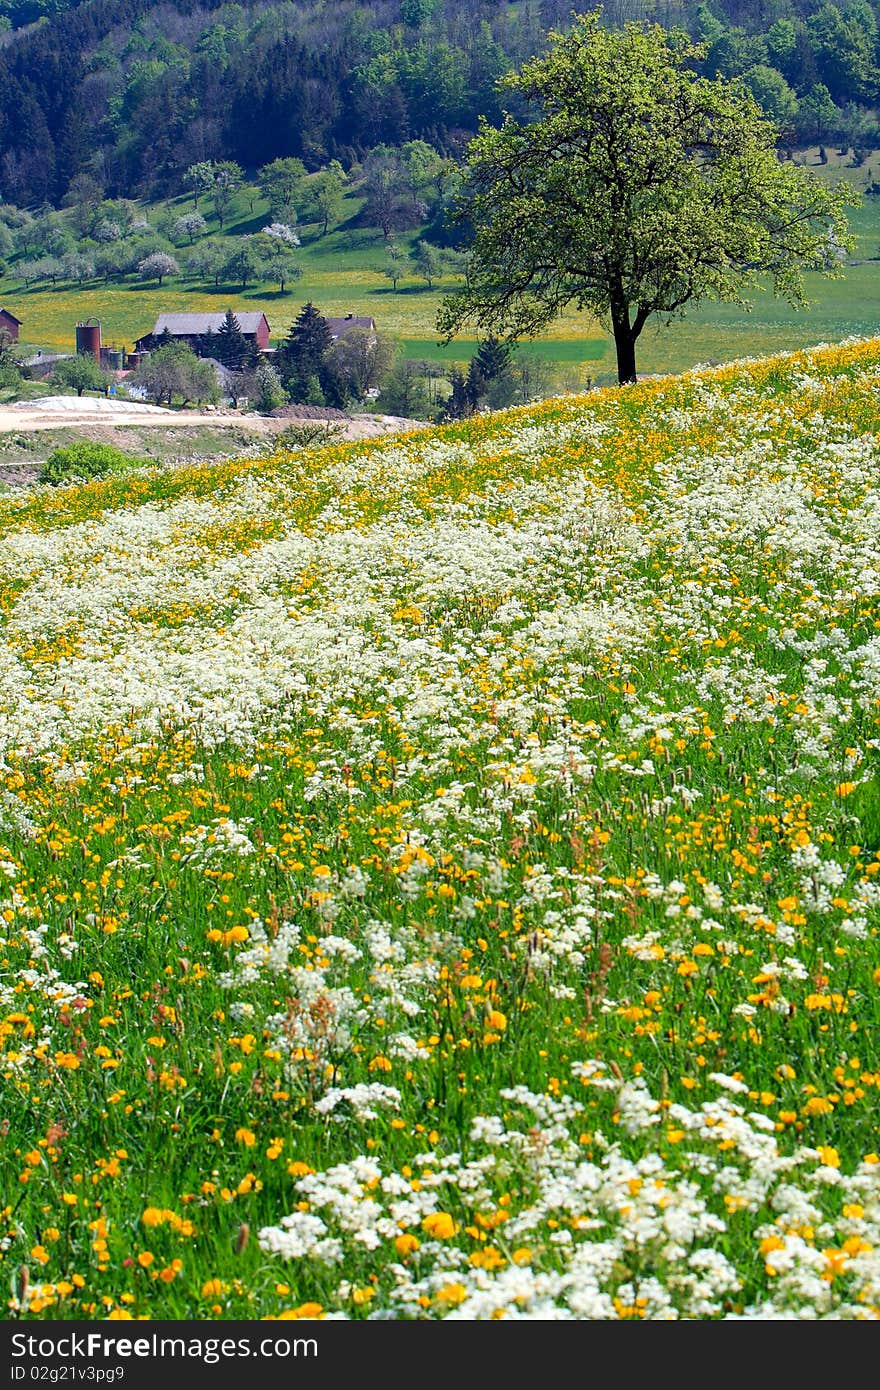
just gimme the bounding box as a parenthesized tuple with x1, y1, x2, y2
(398, 337, 609, 364)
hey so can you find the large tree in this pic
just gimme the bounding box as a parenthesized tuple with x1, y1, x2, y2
(258, 233, 302, 294)
(222, 236, 263, 291)
(308, 161, 347, 236)
(174, 212, 207, 245)
(131, 343, 218, 407)
(438, 11, 856, 385)
(276, 302, 333, 399)
(413, 239, 443, 289)
(137, 251, 179, 286)
(183, 161, 215, 209)
(211, 161, 243, 228)
(52, 353, 108, 398)
(258, 157, 307, 223)
(327, 326, 396, 402)
(359, 146, 415, 238)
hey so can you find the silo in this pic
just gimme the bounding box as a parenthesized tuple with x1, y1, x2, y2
(75, 318, 101, 360)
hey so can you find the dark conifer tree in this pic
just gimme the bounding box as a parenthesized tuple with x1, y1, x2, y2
(445, 366, 472, 419)
(277, 302, 333, 399)
(472, 335, 510, 384)
(466, 335, 512, 408)
(215, 308, 248, 369)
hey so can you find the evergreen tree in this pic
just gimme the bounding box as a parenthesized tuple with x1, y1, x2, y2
(472, 335, 510, 385)
(277, 302, 333, 399)
(300, 373, 326, 407)
(466, 357, 485, 409)
(444, 367, 472, 420)
(466, 335, 518, 410)
(215, 308, 250, 369)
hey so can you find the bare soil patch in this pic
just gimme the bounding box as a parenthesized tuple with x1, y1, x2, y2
(0, 397, 424, 485)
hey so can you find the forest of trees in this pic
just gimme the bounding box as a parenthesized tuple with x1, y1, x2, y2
(3, 0, 880, 209)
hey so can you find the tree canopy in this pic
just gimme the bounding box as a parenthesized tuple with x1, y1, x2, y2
(2, 0, 880, 208)
(438, 11, 857, 384)
(276, 301, 334, 404)
(52, 353, 108, 397)
(131, 341, 217, 406)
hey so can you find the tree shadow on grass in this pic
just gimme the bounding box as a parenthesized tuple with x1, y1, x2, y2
(369, 283, 433, 296)
(250, 288, 298, 300)
(224, 211, 270, 236)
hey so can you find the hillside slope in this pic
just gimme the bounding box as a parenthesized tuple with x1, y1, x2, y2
(3, 0, 880, 207)
(0, 0, 526, 204)
(3, 339, 880, 1319)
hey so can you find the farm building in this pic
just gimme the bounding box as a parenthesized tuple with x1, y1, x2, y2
(135, 312, 271, 355)
(0, 308, 21, 341)
(326, 313, 376, 342)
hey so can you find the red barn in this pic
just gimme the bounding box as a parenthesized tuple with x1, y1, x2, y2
(0, 308, 21, 342)
(135, 311, 271, 355)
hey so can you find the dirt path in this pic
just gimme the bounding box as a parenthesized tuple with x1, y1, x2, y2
(0, 396, 421, 438)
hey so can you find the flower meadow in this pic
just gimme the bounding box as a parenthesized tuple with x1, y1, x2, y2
(4, 338, 880, 1321)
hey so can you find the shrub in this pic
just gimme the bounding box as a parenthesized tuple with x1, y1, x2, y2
(39, 441, 145, 486)
(274, 421, 346, 450)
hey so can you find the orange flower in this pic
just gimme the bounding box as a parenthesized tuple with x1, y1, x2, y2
(421, 1212, 457, 1239)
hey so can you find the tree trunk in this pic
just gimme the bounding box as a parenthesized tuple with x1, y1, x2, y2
(610, 285, 639, 386)
(612, 321, 637, 385)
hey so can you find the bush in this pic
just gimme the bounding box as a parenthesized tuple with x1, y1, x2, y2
(39, 442, 145, 486)
(274, 421, 346, 450)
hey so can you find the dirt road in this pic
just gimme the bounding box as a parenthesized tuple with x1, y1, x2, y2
(0, 395, 420, 438)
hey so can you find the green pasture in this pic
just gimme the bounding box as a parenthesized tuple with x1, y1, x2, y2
(398, 337, 609, 364)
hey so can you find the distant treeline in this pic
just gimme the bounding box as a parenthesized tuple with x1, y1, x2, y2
(2, 0, 880, 207)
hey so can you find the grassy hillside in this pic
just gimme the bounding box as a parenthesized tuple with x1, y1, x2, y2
(4, 153, 880, 383)
(3, 337, 880, 1319)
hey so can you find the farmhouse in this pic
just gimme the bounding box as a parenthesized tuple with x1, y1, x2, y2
(0, 308, 21, 341)
(326, 313, 376, 342)
(135, 311, 271, 355)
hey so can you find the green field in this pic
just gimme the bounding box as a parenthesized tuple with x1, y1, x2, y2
(398, 337, 609, 363)
(5, 154, 880, 380)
